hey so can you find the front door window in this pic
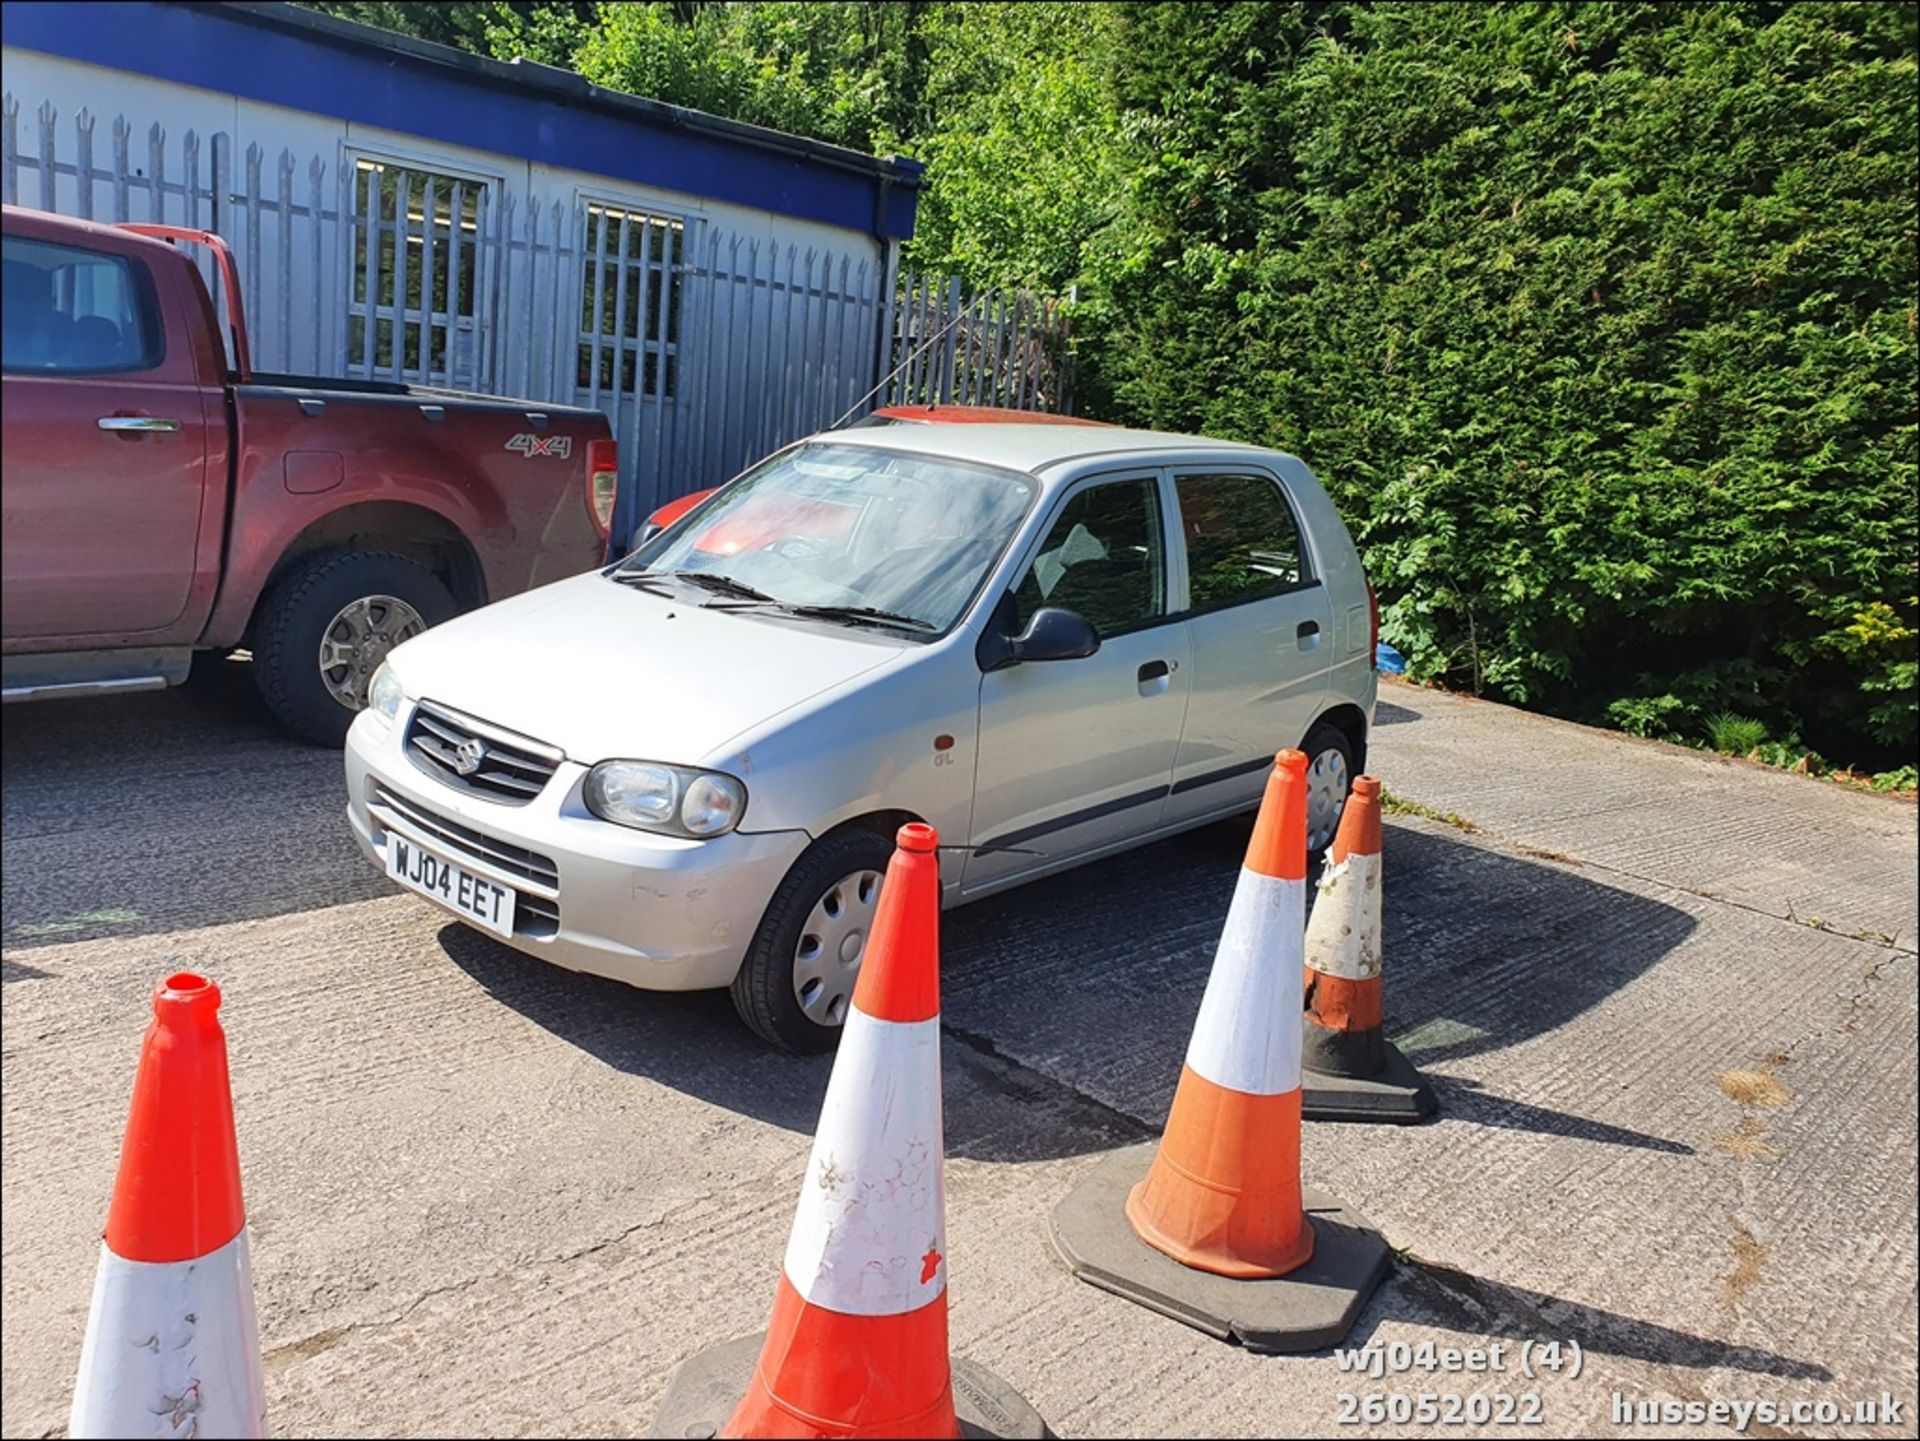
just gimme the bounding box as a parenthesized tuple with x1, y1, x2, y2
(1008, 477, 1166, 638)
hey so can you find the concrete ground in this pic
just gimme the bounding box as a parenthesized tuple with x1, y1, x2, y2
(3, 667, 1915, 1438)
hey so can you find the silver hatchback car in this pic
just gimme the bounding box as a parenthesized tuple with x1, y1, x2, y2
(345, 424, 1378, 1049)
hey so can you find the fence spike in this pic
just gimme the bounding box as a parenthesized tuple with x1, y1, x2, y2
(38, 102, 58, 212)
(73, 107, 94, 219)
(1, 93, 18, 208)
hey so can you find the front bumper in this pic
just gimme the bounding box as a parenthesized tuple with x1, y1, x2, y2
(344, 707, 809, 992)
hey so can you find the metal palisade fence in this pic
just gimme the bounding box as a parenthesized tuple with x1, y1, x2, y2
(886, 269, 1074, 416)
(2, 97, 1074, 530)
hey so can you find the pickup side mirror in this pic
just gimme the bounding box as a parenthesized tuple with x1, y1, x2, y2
(978, 604, 1101, 671)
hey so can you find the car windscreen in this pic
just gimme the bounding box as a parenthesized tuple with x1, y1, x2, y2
(620, 443, 1036, 634)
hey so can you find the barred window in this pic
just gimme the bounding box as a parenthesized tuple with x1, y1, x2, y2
(348, 158, 486, 386)
(577, 202, 684, 402)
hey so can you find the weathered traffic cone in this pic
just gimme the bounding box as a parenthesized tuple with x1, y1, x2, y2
(649, 824, 1045, 1439)
(1301, 776, 1437, 1122)
(1050, 752, 1389, 1351)
(70, 973, 266, 1439)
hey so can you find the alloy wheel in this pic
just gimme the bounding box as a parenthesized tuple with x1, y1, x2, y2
(317, 594, 426, 709)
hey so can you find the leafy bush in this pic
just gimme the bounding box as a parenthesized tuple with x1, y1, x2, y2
(1706, 712, 1768, 757)
(1751, 735, 1824, 774)
(1089, 1, 1919, 769)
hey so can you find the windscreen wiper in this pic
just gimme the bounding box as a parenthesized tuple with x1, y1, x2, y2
(668, 571, 778, 604)
(777, 604, 938, 633)
(609, 570, 677, 598)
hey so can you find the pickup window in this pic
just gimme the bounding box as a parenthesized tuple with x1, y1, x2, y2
(1, 236, 161, 375)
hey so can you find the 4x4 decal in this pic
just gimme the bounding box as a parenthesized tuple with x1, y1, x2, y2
(505, 433, 573, 459)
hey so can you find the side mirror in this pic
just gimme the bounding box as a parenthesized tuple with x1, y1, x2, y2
(1012, 606, 1100, 664)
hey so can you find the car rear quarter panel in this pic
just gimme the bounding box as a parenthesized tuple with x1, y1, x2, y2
(1272, 456, 1374, 697)
(201, 393, 607, 646)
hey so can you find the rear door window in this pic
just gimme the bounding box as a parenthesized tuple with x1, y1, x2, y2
(2, 235, 162, 375)
(1174, 473, 1312, 613)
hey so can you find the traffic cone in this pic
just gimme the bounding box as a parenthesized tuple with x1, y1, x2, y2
(649, 824, 1045, 1440)
(70, 973, 266, 1440)
(1301, 776, 1437, 1123)
(1050, 752, 1389, 1352)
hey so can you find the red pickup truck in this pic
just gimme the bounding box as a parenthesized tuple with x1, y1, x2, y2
(1, 205, 615, 743)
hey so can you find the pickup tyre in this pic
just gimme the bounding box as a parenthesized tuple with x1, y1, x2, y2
(252, 550, 456, 745)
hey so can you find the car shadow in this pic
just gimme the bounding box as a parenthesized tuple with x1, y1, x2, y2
(935, 819, 1698, 1144)
(433, 921, 1153, 1165)
(439, 815, 1697, 1163)
(1, 656, 387, 954)
(1374, 698, 1422, 726)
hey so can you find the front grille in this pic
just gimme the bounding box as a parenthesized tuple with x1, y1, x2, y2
(405, 700, 562, 805)
(372, 786, 562, 940)
(372, 785, 559, 892)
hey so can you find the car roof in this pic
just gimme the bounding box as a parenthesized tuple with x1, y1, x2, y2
(870, 403, 1113, 427)
(805, 421, 1278, 476)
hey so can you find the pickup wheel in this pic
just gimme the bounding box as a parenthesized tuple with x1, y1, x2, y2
(252, 550, 455, 745)
(730, 827, 897, 1053)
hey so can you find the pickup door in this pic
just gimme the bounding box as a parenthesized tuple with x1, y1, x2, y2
(0, 227, 215, 641)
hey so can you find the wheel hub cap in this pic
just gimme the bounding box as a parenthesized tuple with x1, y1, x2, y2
(1307, 746, 1351, 852)
(793, 869, 883, 1027)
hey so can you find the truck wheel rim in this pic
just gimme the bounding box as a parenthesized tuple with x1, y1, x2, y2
(318, 595, 425, 710)
(793, 869, 883, 1027)
(1307, 745, 1350, 852)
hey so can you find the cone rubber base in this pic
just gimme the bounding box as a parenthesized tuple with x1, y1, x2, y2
(1302, 1041, 1438, 1125)
(648, 1332, 1050, 1439)
(1049, 1144, 1389, 1353)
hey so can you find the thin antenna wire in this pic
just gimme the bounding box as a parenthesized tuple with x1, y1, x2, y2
(829, 284, 977, 430)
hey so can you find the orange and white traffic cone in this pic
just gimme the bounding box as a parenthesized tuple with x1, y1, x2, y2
(70, 973, 266, 1439)
(650, 824, 1045, 1440)
(1302, 776, 1437, 1123)
(1051, 752, 1389, 1351)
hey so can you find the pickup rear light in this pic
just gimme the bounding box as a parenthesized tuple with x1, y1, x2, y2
(1368, 583, 1381, 669)
(586, 439, 619, 541)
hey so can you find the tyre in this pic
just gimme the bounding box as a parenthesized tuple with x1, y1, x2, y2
(252, 550, 456, 746)
(730, 827, 896, 1052)
(1301, 719, 1356, 855)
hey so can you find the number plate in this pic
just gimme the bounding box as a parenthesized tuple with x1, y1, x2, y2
(386, 832, 517, 938)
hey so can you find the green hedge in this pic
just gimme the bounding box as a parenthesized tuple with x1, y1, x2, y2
(1089, 2, 1918, 764)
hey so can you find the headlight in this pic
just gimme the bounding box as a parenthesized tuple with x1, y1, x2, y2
(584, 760, 746, 837)
(367, 662, 404, 725)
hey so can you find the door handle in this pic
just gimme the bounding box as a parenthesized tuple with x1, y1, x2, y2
(97, 416, 182, 433)
(1136, 658, 1173, 697)
(1297, 619, 1320, 652)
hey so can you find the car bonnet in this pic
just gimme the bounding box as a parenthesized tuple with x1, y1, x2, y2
(381, 571, 909, 771)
